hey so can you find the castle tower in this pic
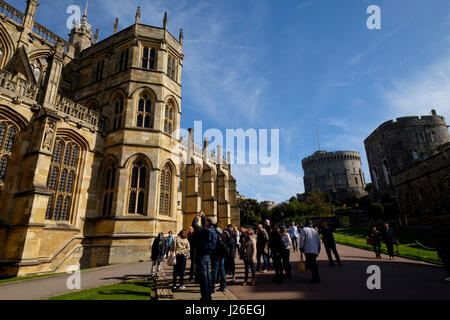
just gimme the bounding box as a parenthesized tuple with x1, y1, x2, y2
(69, 2, 92, 54)
(302, 150, 367, 200)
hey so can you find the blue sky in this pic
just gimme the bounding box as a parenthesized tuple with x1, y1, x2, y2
(9, 0, 450, 203)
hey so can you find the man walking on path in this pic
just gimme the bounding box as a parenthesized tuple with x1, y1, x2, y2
(319, 221, 341, 267)
(224, 224, 237, 282)
(383, 223, 397, 260)
(192, 211, 217, 301)
(300, 220, 321, 283)
(256, 224, 269, 273)
(289, 222, 299, 252)
(270, 225, 284, 283)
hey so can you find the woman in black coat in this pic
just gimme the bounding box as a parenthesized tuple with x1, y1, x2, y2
(368, 227, 382, 259)
(150, 232, 167, 276)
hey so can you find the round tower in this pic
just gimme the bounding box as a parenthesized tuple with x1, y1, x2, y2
(364, 110, 450, 200)
(302, 150, 367, 200)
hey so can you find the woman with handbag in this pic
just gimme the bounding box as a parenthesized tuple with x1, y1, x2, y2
(368, 226, 382, 259)
(170, 230, 190, 290)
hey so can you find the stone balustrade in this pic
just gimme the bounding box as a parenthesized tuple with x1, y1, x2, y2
(55, 95, 100, 128)
(0, 69, 39, 101)
(32, 22, 69, 51)
(0, 1, 24, 25)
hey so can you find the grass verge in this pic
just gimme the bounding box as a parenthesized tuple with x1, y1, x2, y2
(48, 280, 154, 300)
(0, 273, 63, 285)
(334, 228, 441, 265)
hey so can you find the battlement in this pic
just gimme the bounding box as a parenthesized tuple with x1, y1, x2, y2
(365, 112, 447, 143)
(302, 150, 361, 167)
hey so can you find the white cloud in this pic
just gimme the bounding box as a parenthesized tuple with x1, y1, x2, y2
(231, 164, 303, 203)
(383, 56, 450, 120)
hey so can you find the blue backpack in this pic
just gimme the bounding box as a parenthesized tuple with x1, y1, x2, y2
(205, 228, 218, 251)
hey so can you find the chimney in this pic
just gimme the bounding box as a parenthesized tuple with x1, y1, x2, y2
(431, 109, 437, 116)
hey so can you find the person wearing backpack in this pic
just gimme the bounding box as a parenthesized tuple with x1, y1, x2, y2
(150, 232, 167, 277)
(192, 211, 217, 301)
(211, 225, 227, 293)
(241, 229, 257, 286)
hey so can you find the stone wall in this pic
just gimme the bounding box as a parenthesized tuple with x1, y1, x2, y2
(392, 142, 450, 225)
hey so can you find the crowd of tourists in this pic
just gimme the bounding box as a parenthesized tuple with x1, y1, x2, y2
(149, 214, 450, 300)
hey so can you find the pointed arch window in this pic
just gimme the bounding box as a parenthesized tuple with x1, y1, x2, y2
(118, 48, 129, 72)
(430, 131, 437, 142)
(0, 121, 17, 190)
(0, 46, 4, 67)
(112, 94, 124, 131)
(102, 162, 116, 216)
(372, 167, 380, 190)
(382, 159, 392, 186)
(136, 94, 153, 128)
(142, 47, 156, 70)
(417, 132, 425, 143)
(128, 160, 147, 215)
(45, 138, 81, 221)
(163, 101, 175, 135)
(159, 164, 172, 216)
(31, 57, 48, 87)
(167, 54, 176, 80)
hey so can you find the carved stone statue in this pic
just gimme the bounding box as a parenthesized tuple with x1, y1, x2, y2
(42, 121, 55, 151)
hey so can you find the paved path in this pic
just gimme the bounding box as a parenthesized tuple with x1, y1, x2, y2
(0, 244, 448, 300)
(0, 262, 152, 300)
(226, 244, 450, 300)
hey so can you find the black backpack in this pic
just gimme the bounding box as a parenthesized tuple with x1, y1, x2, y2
(215, 232, 228, 257)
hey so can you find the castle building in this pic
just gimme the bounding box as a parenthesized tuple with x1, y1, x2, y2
(260, 200, 276, 211)
(364, 110, 450, 202)
(392, 142, 450, 225)
(0, 1, 239, 277)
(302, 150, 367, 200)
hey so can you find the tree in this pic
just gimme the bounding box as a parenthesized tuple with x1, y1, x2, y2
(306, 190, 332, 217)
(368, 202, 384, 222)
(365, 183, 374, 193)
(238, 198, 264, 227)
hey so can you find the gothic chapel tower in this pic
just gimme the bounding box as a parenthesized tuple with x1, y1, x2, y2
(0, 1, 238, 278)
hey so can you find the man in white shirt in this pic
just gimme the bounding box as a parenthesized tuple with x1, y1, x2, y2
(300, 220, 321, 283)
(289, 222, 299, 252)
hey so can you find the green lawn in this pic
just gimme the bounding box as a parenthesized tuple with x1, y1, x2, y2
(48, 280, 154, 300)
(334, 227, 442, 265)
(0, 273, 63, 285)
